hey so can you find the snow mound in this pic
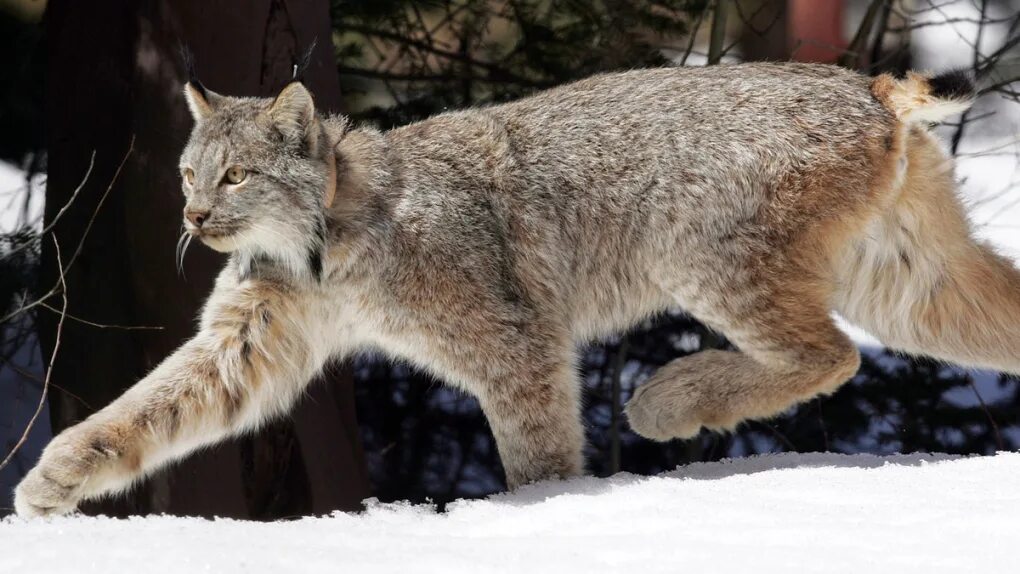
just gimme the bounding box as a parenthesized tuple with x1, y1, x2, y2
(2, 452, 1017, 573)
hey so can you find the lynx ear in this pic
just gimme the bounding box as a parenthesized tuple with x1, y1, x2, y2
(183, 82, 220, 123)
(269, 82, 316, 147)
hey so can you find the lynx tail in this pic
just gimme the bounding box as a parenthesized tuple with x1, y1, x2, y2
(871, 69, 975, 124)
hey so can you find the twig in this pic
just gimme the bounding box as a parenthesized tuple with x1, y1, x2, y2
(36, 301, 163, 331)
(679, 4, 708, 66)
(952, 0, 989, 154)
(817, 399, 830, 452)
(720, 2, 784, 59)
(752, 419, 798, 451)
(890, 0, 968, 19)
(7, 363, 95, 412)
(608, 337, 629, 475)
(732, 0, 778, 35)
(868, 0, 893, 71)
(921, 0, 984, 54)
(838, 0, 885, 70)
(3, 151, 95, 260)
(968, 378, 1005, 451)
(0, 235, 67, 473)
(887, 15, 1016, 32)
(978, 76, 1020, 95)
(0, 137, 134, 325)
(336, 65, 546, 86)
(707, 0, 730, 66)
(342, 24, 544, 87)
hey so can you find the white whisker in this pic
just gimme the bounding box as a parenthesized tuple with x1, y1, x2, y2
(176, 231, 194, 277)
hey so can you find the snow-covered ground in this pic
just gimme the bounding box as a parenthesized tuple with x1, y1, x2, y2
(1, 452, 1017, 573)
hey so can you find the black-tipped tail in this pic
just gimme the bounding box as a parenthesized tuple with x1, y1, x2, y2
(872, 69, 975, 123)
(928, 69, 975, 101)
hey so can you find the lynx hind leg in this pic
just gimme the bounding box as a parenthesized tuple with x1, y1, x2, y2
(836, 128, 1020, 375)
(626, 276, 860, 441)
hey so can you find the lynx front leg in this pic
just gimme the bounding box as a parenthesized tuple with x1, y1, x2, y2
(14, 279, 321, 517)
(475, 357, 585, 488)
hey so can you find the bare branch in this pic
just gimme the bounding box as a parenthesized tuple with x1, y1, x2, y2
(7, 363, 95, 413)
(0, 235, 67, 473)
(838, 0, 885, 70)
(341, 23, 545, 87)
(1, 136, 135, 325)
(36, 301, 163, 331)
(3, 151, 95, 260)
(969, 377, 1005, 451)
(679, 3, 709, 66)
(707, 0, 730, 65)
(952, 0, 990, 154)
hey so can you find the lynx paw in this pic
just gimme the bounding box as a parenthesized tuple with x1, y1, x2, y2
(625, 378, 704, 441)
(14, 427, 113, 518)
(624, 351, 740, 441)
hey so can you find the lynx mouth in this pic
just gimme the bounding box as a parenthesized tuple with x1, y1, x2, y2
(186, 226, 243, 252)
(193, 229, 229, 239)
(185, 223, 238, 239)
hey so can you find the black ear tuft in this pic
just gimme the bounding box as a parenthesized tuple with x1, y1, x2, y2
(929, 69, 975, 101)
(292, 37, 318, 83)
(178, 41, 208, 98)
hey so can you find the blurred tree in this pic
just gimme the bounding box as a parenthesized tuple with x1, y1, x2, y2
(332, 0, 708, 126)
(0, 5, 44, 169)
(788, 0, 845, 62)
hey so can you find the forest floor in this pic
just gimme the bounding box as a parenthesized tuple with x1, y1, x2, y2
(1, 451, 1017, 573)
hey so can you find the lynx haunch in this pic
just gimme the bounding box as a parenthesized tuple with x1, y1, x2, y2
(16, 63, 1009, 517)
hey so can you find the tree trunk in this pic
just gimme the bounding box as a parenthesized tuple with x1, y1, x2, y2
(40, 0, 370, 519)
(789, 0, 846, 63)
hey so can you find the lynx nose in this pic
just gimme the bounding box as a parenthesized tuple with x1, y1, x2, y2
(184, 208, 210, 228)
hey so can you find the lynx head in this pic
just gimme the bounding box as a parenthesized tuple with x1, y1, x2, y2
(178, 81, 336, 280)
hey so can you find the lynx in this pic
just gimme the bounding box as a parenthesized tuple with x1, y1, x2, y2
(16, 63, 1014, 517)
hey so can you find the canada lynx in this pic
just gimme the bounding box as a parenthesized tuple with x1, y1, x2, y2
(16, 63, 1013, 517)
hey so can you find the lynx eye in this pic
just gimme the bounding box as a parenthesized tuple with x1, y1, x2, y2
(183, 167, 195, 186)
(225, 166, 247, 185)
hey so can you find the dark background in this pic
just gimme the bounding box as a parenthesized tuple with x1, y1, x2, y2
(2, 0, 1020, 517)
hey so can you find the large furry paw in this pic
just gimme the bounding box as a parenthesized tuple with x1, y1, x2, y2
(14, 426, 112, 518)
(624, 350, 736, 441)
(625, 380, 703, 441)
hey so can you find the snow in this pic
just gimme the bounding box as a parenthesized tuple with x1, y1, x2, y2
(1, 452, 1017, 573)
(0, 160, 44, 235)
